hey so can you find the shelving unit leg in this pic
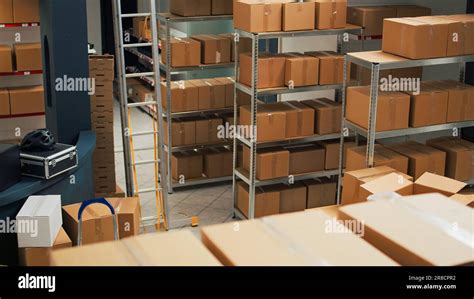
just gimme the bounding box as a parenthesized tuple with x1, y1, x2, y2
(248, 33, 259, 220)
(366, 63, 381, 167)
(336, 57, 349, 204)
(165, 18, 173, 194)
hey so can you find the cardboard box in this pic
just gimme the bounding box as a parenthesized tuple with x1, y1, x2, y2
(382, 17, 449, 59)
(286, 144, 325, 175)
(358, 173, 414, 202)
(0, 45, 13, 72)
(242, 146, 289, 180)
(51, 231, 221, 266)
(13, 0, 39, 23)
(450, 193, 474, 206)
(170, 0, 211, 17)
(387, 141, 446, 179)
(413, 172, 466, 197)
(192, 35, 231, 64)
(283, 101, 315, 137)
(220, 33, 252, 62)
(107, 197, 140, 239)
(214, 77, 234, 107)
(416, 16, 464, 57)
(282, 2, 315, 32)
(405, 83, 449, 127)
(262, 103, 303, 138)
(426, 80, 474, 122)
(18, 227, 72, 266)
(195, 117, 222, 144)
(0, 89, 10, 116)
(17, 195, 62, 248)
(311, 0, 347, 30)
(347, 6, 396, 36)
(202, 147, 233, 178)
(305, 51, 344, 85)
(239, 104, 286, 142)
(438, 14, 474, 55)
(234, 1, 282, 33)
(284, 54, 319, 87)
(132, 17, 151, 40)
(203, 78, 227, 109)
(303, 178, 337, 209)
(9, 85, 44, 115)
(341, 166, 413, 205)
(276, 182, 307, 214)
(160, 37, 201, 67)
(13, 43, 42, 71)
(346, 86, 410, 132)
(0, 0, 13, 23)
(427, 137, 474, 181)
(393, 5, 431, 18)
(171, 151, 203, 181)
(339, 194, 473, 266)
(131, 83, 154, 103)
(201, 210, 397, 266)
(212, 0, 233, 15)
(239, 52, 285, 88)
(163, 119, 196, 146)
(319, 139, 357, 170)
(236, 181, 280, 218)
(346, 144, 409, 173)
(302, 98, 341, 135)
(160, 81, 198, 113)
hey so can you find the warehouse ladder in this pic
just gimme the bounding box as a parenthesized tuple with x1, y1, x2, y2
(112, 0, 169, 230)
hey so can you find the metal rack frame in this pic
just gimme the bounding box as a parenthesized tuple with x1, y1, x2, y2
(336, 51, 474, 203)
(232, 26, 363, 220)
(157, 12, 235, 193)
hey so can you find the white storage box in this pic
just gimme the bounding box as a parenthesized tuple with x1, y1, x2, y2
(16, 195, 63, 248)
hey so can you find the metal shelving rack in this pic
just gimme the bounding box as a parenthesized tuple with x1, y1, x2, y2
(157, 12, 235, 193)
(336, 50, 474, 203)
(232, 25, 363, 220)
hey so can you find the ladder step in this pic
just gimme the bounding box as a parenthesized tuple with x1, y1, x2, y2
(137, 188, 162, 194)
(131, 131, 159, 137)
(121, 13, 152, 18)
(125, 72, 154, 78)
(123, 42, 153, 48)
(133, 159, 160, 166)
(127, 101, 158, 108)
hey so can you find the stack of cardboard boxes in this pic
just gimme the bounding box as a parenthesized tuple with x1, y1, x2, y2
(171, 0, 233, 17)
(89, 55, 117, 195)
(0, 42, 43, 73)
(0, 0, 40, 24)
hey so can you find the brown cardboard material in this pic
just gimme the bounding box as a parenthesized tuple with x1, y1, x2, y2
(13, 0, 39, 23)
(275, 183, 307, 214)
(242, 146, 289, 180)
(387, 141, 446, 179)
(171, 151, 203, 181)
(160, 81, 198, 112)
(220, 33, 251, 62)
(339, 194, 473, 266)
(438, 14, 474, 55)
(319, 139, 357, 170)
(194, 117, 222, 144)
(107, 197, 140, 239)
(0, 0, 13, 23)
(413, 172, 467, 197)
(305, 51, 344, 85)
(131, 83, 154, 103)
(302, 98, 341, 135)
(9, 85, 44, 115)
(19, 227, 72, 266)
(426, 80, 474, 122)
(203, 78, 226, 109)
(303, 178, 337, 209)
(352, 65, 422, 86)
(310, 0, 347, 29)
(346, 144, 409, 173)
(284, 54, 319, 87)
(347, 6, 396, 36)
(382, 17, 449, 59)
(160, 37, 201, 67)
(214, 77, 235, 107)
(284, 101, 315, 137)
(163, 119, 196, 146)
(212, 0, 233, 15)
(346, 86, 410, 132)
(404, 83, 449, 127)
(13, 43, 42, 71)
(450, 193, 474, 206)
(239, 53, 285, 88)
(0, 89, 10, 116)
(393, 5, 431, 18)
(170, 0, 211, 17)
(51, 231, 221, 266)
(286, 144, 325, 175)
(239, 104, 286, 142)
(132, 17, 151, 40)
(415, 16, 464, 57)
(236, 181, 280, 218)
(0, 45, 13, 72)
(234, 1, 282, 33)
(192, 35, 231, 64)
(282, 2, 315, 31)
(426, 137, 474, 181)
(358, 173, 414, 202)
(202, 147, 233, 178)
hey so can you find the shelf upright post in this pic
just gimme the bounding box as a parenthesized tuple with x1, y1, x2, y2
(366, 63, 381, 167)
(165, 17, 174, 194)
(232, 30, 240, 218)
(248, 32, 259, 219)
(336, 55, 349, 204)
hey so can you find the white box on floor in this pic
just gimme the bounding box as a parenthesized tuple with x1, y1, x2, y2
(16, 195, 62, 248)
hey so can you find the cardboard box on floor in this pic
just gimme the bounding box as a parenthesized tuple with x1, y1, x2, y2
(310, 0, 347, 30)
(171, 151, 203, 181)
(234, 1, 282, 33)
(211, 0, 233, 15)
(286, 144, 325, 175)
(239, 53, 285, 88)
(201, 210, 397, 266)
(0, 89, 10, 116)
(107, 197, 140, 239)
(160, 37, 201, 67)
(346, 144, 409, 173)
(0, 45, 13, 73)
(303, 178, 337, 209)
(0, 0, 14, 23)
(339, 194, 473, 266)
(284, 54, 319, 87)
(305, 51, 344, 85)
(301, 98, 341, 135)
(239, 104, 286, 142)
(413, 172, 466, 197)
(170, 0, 211, 17)
(242, 146, 289, 180)
(51, 231, 221, 266)
(427, 137, 474, 181)
(9, 85, 44, 115)
(236, 181, 280, 218)
(14, 43, 42, 71)
(19, 227, 72, 266)
(282, 2, 315, 32)
(425, 80, 474, 122)
(346, 86, 410, 132)
(163, 119, 196, 146)
(13, 0, 39, 23)
(192, 35, 231, 64)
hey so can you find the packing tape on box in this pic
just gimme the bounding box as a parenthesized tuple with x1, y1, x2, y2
(388, 198, 474, 250)
(260, 216, 331, 266)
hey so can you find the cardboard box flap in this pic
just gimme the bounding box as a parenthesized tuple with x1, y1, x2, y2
(415, 172, 466, 195)
(361, 173, 413, 194)
(63, 202, 115, 222)
(450, 193, 474, 206)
